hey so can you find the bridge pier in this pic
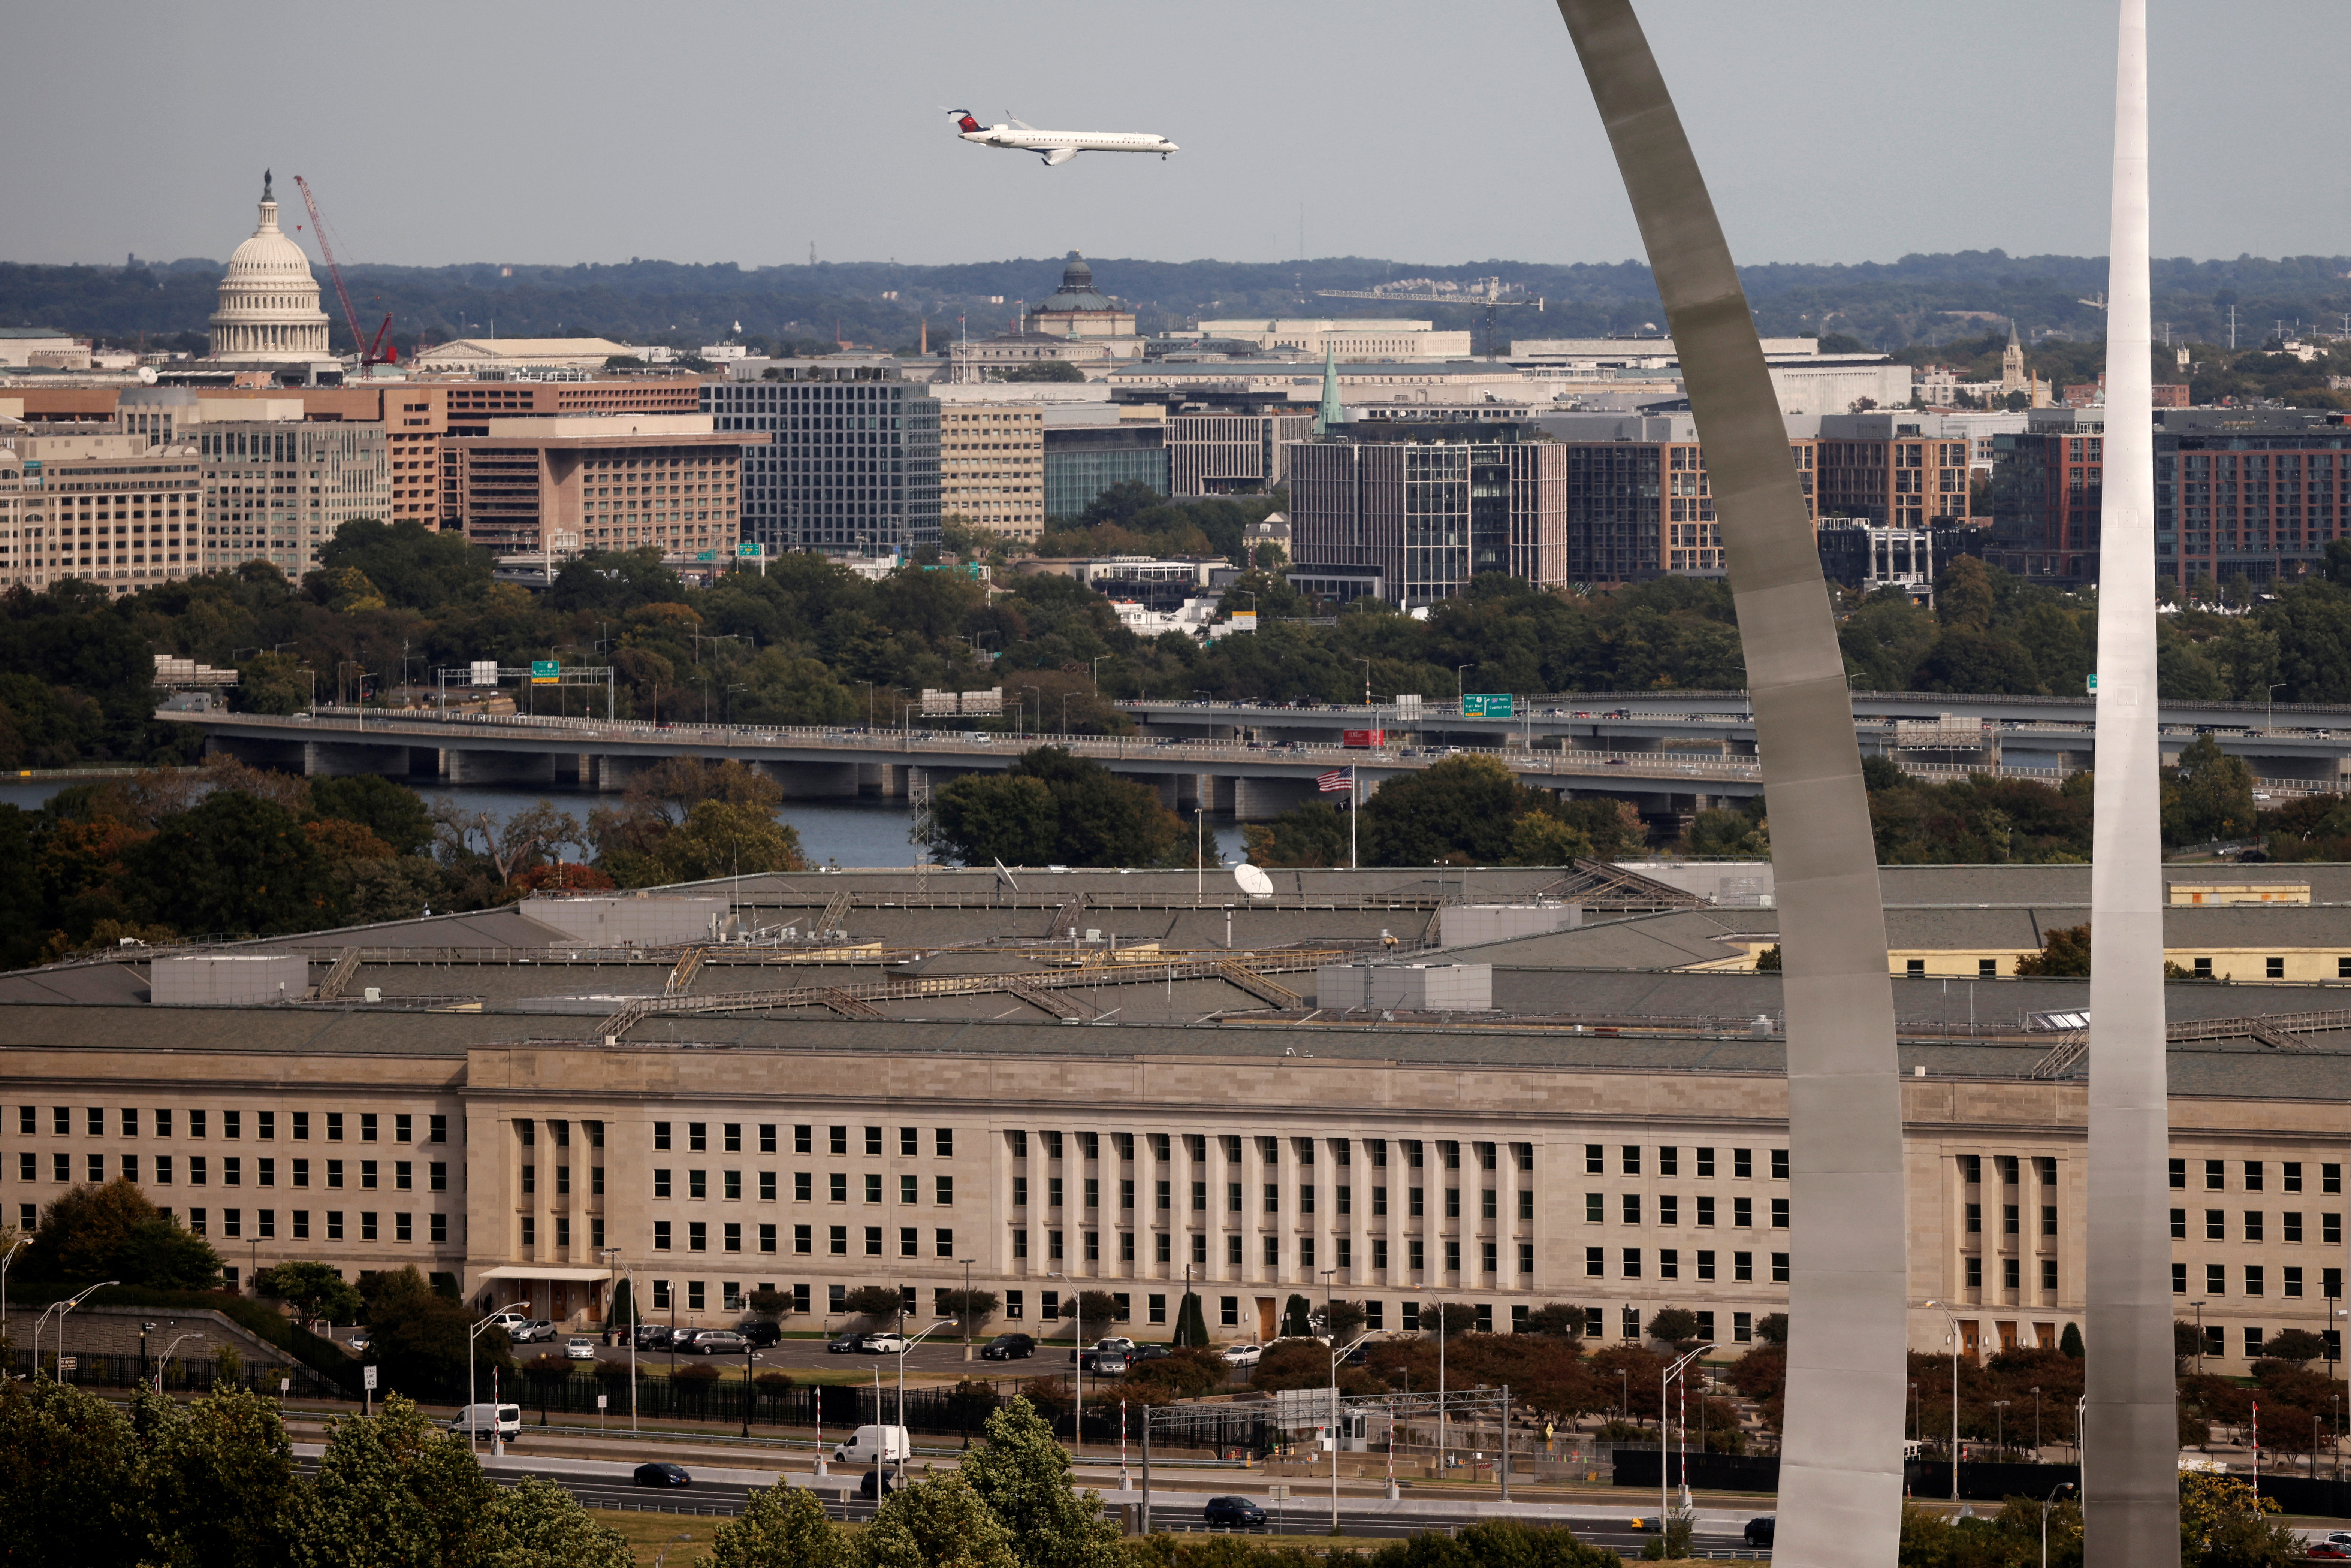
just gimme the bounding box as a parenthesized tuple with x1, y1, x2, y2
(758, 761, 861, 799)
(301, 741, 425, 779)
(584, 755, 650, 792)
(446, 749, 558, 786)
(1231, 776, 1316, 821)
(861, 763, 906, 799)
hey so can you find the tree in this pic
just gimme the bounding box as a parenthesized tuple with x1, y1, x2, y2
(1072, 1290, 1123, 1334)
(2166, 733, 2258, 845)
(27, 1178, 221, 1289)
(315, 519, 493, 609)
(232, 651, 311, 716)
(1522, 1304, 1586, 1339)
(995, 359, 1086, 384)
(1753, 1313, 1790, 1347)
(1172, 1292, 1210, 1348)
(698, 1483, 852, 1568)
(482, 1474, 634, 1568)
(937, 1288, 1000, 1330)
(926, 748, 1182, 869)
(2258, 1328, 2327, 1366)
(132, 1386, 297, 1568)
(308, 776, 434, 856)
(1360, 756, 1583, 867)
(0, 1377, 147, 1566)
(2015, 923, 2092, 977)
(1252, 1339, 1381, 1397)
(1419, 1302, 1479, 1338)
(284, 1395, 503, 1568)
(863, 1475, 1023, 1568)
(2059, 1322, 2085, 1359)
(124, 791, 336, 937)
(958, 1398, 1122, 1568)
(1241, 801, 1350, 869)
(547, 547, 685, 613)
(843, 1284, 905, 1324)
(1122, 1347, 1228, 1402)
(1279, 1295, 1315, 1338)
(2179, 1471, 2301, 1568)
(654, 798, 806, 882)
(1318, 1298, 1367, 1344)
(1371, 1519, 1623, 1568)
(1646, 1308, 1702, 1349)
(365, 1267, 508, 1395)
(255, 1260, 365, 1326)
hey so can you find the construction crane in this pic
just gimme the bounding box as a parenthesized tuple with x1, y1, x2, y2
(291, 175, 396, 377)
(1313, 283, 1543, 358)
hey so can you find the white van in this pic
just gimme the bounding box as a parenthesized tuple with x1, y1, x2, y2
(450, 1403, 522, 1441)
(832, 1424, 912, 1465)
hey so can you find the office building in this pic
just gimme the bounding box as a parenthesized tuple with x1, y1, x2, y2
(195, 416, 390, 577)
(1288, 421, 1567, 605)
(410, 339, 639, 375)
(702, 356, 939, 558)
(443, 415, 754, 559)
(1811, 413, 1976, 529)
(1815, 519, 1966, 599)
(1042, 408, 1167, 524)
(1536, 414, 1819, 584)
(938, 403, 1045, 541)
(2161, 410, 2351, 590)
(0, 433, 203, 593)
(0, 328, 90, 370)
(5, 863, 2351, 1368)
(1190, 320, 1472, 360)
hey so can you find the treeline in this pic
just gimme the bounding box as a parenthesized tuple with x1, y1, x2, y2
(15, 247, 2351, 355)
(0, 754, 806, 969)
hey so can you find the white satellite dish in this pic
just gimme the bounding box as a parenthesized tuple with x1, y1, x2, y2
(1234, 864, 1274, 898)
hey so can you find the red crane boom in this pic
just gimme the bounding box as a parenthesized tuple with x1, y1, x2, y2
(291, 175, 395, 375)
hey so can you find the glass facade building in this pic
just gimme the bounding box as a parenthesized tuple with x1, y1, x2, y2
(702, 359, 939, 556)
(1043, 425, 1168, 523)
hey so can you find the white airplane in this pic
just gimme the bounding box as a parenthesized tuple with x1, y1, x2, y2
(946, 109, 1177, 166)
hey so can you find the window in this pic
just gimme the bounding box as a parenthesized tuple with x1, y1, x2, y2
(1659, 1146, 1679, 1177)
(1518, 1189, 1531, 1221)
(864, 1227, 883, 1256)
(1967, 1203, 1982, 1234)
(2285, 1266, 2303, 1299)
(1771, 1252, 1789, 1283)
(2207, 1210, 2226, 1241)
(429, 1163, 447, 1193)
(2328, 1212, 2344, 1247)
(830, 1173, 848, 1203)
(1696, 1249, 1716, 1281)
(900, 1227, 917, 1258)
(1734, 1149, 1753, 1179)
(828, 1225, 847, 1256)
(688, 1221, 707, 1252)
(2207, 1263, 2226, 1295)
(2172, 1262, 2187, 1293)
(2042, 1205, 2057, 1237)
(2172, 1208, 2187, 1238)
(2286, 1212, 2303, 1243)
(1621, 1145, 1641, 1176)
(191, 1109, 208, 1139)
(2169, 1159, 2186, 1190)
(2285, 1163, 2304, 1194)
(654, 1122, 672, 1151)
(2245, 1161, 2264, 1192)
(1445, 1189, 1459, 1220)
(2246, 1211, 2265, 1243)
(1585, 1246, 1604, 1278)
(1622, 1247, 1642, 1278)
(1906, 958, 1926, 978)
(830, 1126, 848, 1156)
(936, 1128, 954, 1157)
(724, 1123, 742, 1154)
(1622, 1194, 1641, 1225)
(395, 1161, 412, 1191)
(2329, 1164, 2344, 1196)
(323, 1112, 339, 1141)
(757, 1171, 775, 1202)
(1374, 1238, 1391, 1271)
(758, 1124, 777, 1154)
(360, 1113, 377, 1143)
(688, 1123, 706, 1152)
(1697, 1196, 1715, 1227)
(1965, 1256, 1983, 1289)
(724, 1222, 742, 1253)
(2244, 1326, 2266, 1357)
(1407, 1238, 1422, 1272)
(1585, 1144, 1604, 1174)
(2206, 1159, 2225, 1191)
(794, 1125, 812, 1154)
(1734, 1197, 1753, 1227)
(2003, 1257, 2020, 1291)
(2267, 957, 2285, 979)
(326, 1211, 343, 1241)
(1733, 1311, 1753, 1343)
(901, 1174, 918, 1205)
(1659, 1248, 1678, 1280)
(1658, 1195, 1677, 1226)
(793, 1224, 811, 1254)
(899, 1126, 918, 1157)
(864, 1126, 882, 1157)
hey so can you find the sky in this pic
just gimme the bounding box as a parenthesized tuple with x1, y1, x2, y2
(4, 1, 2344, 272)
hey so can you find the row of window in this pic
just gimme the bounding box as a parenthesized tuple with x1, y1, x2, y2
(1585, 1247, 1790, 1283)
(518, 1215, 606, 1251)
(15, 1106, 448, 1143)
(2169, 1160, 2341, 1194)
(2194, 1325, 2338, 1360)
(12, 1200, 450, 1246)
(1005, 1132, 1542, 1173)
(651, 1170, 947, 1205)
(1585, 1193, 1785, 1227)
(2172, 1262, 2343, 1298)
(1962, 1256, 2061, 1292)
(516, 1166, 603, 1198)
(17, 1152, 449, 1190)
(2169, 1209, 2342, 1244)
(1582, 1146, 1785, 1179)
(650, 1221, 957, 1259)
(654, 1123, 953, 1158)
(998, 1227, 1542, 1276)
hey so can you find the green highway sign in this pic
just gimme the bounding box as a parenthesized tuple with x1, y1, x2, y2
(737, 541, 764, 558)
(1462, 693, 1514, 718)
(530, 659, 560, 685)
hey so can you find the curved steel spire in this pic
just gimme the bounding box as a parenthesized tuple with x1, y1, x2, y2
(1551, 6, 1907, 1564)
(2085, 3, 2179, 1563)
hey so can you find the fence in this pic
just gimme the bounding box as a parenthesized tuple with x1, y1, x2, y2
(4, 1349, 352, 1402)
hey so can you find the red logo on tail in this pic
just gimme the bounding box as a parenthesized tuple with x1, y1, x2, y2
(954, 113, 982, 133)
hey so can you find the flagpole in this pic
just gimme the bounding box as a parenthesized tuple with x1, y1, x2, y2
(1350, 768, 1358, 870)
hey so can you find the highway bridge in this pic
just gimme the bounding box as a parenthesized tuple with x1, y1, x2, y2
(157, 695, 2342, 826)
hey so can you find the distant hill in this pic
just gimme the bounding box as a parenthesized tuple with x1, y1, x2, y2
(5, 250, 2346, 360)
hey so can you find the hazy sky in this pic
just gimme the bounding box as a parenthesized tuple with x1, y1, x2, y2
(5, 1, 2343, 271)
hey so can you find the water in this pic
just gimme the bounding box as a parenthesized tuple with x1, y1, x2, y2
(0, 780, 1255, 870)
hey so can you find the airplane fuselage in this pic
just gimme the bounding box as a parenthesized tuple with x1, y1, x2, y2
(950, 114, 1177, 164)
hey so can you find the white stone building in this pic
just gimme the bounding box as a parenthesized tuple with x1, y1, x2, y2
(208, 173, 332, 362)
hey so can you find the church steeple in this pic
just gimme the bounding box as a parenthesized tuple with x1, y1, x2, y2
(1312, 340, 1343, 435)
(2001, 319, 2026, 392)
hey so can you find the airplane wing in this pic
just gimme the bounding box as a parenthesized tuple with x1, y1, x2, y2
(1005, 112, 1036, 131)
(1041, 146, 1078, 166)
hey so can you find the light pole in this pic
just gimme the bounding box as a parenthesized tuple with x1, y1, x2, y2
(1662, 1343, 1714, 1520)
(1925, 1299, 1962, 1498)
(897, 1318, 957, 1481)
(34, 1280, 116, 1379)
(1431, 1293, 1447, 1476)
(156, 1332, 207, 1393)
(2192, 1299, 2206, 1375)
(1992, 1399, 2009, 1457)
(1051, 1272, 1083, 1453)
(2268, 682, 2285, 737)
(959, 1259, 977, 1362)
(2041, 1481, 2075, 1568)
(0, 1236, 25, 1361)
(741, 1345, 763, 1438)
(468, 1300, 528, 1454)
(2029, 1386, 2042, 1458)
(599, 1250, 637, 1433)
(654, 1532, 693, 1568)
(1455, 664, 1476, 709)
(1321, 1268, 1340, 1531)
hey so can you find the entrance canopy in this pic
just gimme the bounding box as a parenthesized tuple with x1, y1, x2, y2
(478, 1265, 612, 1283)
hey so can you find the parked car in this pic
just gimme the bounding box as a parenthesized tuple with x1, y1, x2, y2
(687, 1330, 748, 1356)
(827, 1332, 872, 1355)
(1204, 1496, 1267, 1528)
(564, 1335, 598, 1361)
(633, 1462, 692, 1489)
(1220, 1343, 1263, 1368)
(1088, 1353, 1132, 1376)
(980, 1333, 1035, 1361)
(346, 1330, 371, 1352)
(449, 1403, 521, 1442)
(739, 1321, 784, 1347)
(634, 1325, 676, 1351)
(1128, 1344, 1172, 1363)
(1092, 1337, 1137, 1354)
(483, 1311, 529, 1339)
(863, 1333, 909, 1355)
(510, 1319, 556, 1345)
(1744, 1517, 1775, 1549)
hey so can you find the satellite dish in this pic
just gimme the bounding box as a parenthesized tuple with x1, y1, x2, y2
(1234, 864, 1274, 897)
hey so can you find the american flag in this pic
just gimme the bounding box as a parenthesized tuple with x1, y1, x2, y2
(1318, 767, 1354, 793)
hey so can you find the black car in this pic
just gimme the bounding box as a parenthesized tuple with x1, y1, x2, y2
(1204, 1496, 1267, 1528)
(1744, 1517, 1775, 1549)
(827, 1332, 871, 1354)
(980, 1333, 1035, 1361)
(857, 1468, 900, 1499)
(740, 1321, 783, 1347)
(633, 1326, 674, 1351)
(634, 1462, 692, 1489)
(1128, 1343, 1171, 1364)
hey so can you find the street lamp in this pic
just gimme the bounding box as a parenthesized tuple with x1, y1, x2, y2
(598, 1250, 637, 1433)
(2029, 1386, 2042, 1458)
(33, 1280, 117, 1378)
(2041, 1481, 2076, 1568)
(897, 1319, 957, 1481)
(2268, 682, 2285, 736)
(740, 1345, 763, 1439)
(1924, 1299, 1963, 1499)
(468, 1300, 529, 1454)
(2191, 1299, 2206, 1375)
(1662, 1343, 1715, 1521)
(1321, 1268, 1341, 1532)
(1991, 1398, 2009, 1457)
(1455, 664, 1476, 707)
(1051, 1272, 1083, 1452)
(156, 1332, 207, 1393)
(654, 1532, 693, 1568)
(959, 1259, 978, 1362)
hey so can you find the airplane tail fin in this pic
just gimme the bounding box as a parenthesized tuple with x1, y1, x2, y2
(944, 108, 982, 133)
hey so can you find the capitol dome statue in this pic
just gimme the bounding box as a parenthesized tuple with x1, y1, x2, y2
(208, 170, 331, 360)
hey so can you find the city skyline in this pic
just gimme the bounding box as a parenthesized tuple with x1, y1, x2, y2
(1, 1, 2343, 271)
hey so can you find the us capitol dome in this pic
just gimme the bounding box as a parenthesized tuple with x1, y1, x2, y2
(208, 170, 331, 361)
